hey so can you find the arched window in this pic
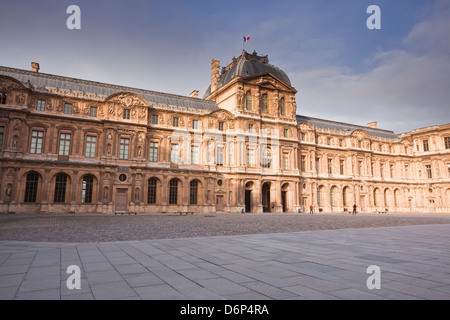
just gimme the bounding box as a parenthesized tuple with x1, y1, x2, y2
(317, 186, 323, 206)
(394, 189, 399, 208)
(24, 172, 39, 203)
(261, 94, 269, 113)
(148, 178, 157, 204)
(54, 173, 68, 203)
(374, 188, 378, 207)
(262, 147, 272, 168)
(81, 175, 94, 203)
(343, 187, 348, 207)
(280, 97, 286, 116)
(384, 189, 389, 207)
(190, 180, 198, 205)
(169, 179, 178, 205)
(330, 187, 336, 207)
(245, 91, 252, 111)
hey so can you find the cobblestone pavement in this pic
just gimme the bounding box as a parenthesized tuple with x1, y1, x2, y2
(1, 223, 450, 300)
(1, 213, 450, 301)
(0, 212, 449, 243)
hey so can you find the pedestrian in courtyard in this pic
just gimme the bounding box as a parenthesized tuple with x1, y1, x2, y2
(352, 204, 357, 215)
(310, 205, 313, 214)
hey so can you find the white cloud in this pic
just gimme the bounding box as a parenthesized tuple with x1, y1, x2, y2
(292, 0, 450, 133)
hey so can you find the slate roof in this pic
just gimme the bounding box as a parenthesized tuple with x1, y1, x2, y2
(0, 66, 219, 112)
(296, 115, 399, 140)
(204, 51, 292, 98)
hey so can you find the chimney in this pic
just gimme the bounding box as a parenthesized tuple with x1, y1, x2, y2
(31, 62, 40, 72)
(367, 121, 377, 128)
(190, 90, 199, 98)
(211, 59, 220, 93)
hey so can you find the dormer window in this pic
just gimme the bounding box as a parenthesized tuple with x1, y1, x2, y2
(245, 91, 252, 110)
(280, 97, 286, 115)
(123, 109, 131, 120)
(261, 94, 269, 113)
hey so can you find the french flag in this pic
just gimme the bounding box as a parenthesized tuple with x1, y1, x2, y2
(243, 36, 250, 42)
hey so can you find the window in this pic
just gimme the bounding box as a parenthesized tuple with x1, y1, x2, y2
(328, 159, 333, 174)
(149, 142, 158, 162)
(340, 160, 344, 175)
(330, 187, 336, 207)
(315, 157, 320, 172)
(192, 120, 199, 129)
(245, 91, 252, 111)
(374, 189, 378, 207)
(85, 136, 96, 158)
(317, 186, 323, 206)
(173, 117, 179, 127)
(81, 175, 94, 203)
(248, 124, 254, 133)
(301, 132, 305, 141)
(343, 187, 348, 207)
(280, 98, 286, 115)
(448, 165, 450, 178)
(327, 137, 331, 145)
(123, 109, 130, 120)
(191, 145, 199, 165)
(0, 92, 7, 104)
(390, 164, 394, 178)
(89, 106, 97, 117)
(147, 178, 157, 204)
(54, 173, 68, 203)
(247, 148, 254, 168)
(119, 138, 130, 159)
(169, 179, 178, 204)
(30, 130, 44, 154)
(426, 164, 432, 179)
(262, 147, 272, 168)
(301, 155, 306, 172)
(358, 161, 363, 176)
(59, 133, 71, 156)
(445, 137, 450, 149)
(0, 127, 4, 150)
(339, 139, 343, 147)
(170, 144, 179, 164)
(152, 114, 158, 125)
(190, 180, 198, 205)
(261, 94, 269, 113)
(24, 172, 39, 203)
(282, 153, 289, 170)
(380, 163, 385, 178)
(218, 121, 224, 131)
(405, 165, 410, 178)
(283, 129, 288, 138)
(423, 139, 429, 152)
(358, 140, 362, 148)
(64, 103, 72, 114)
(37, 100, 46, 111)
(216, 146, 224, 166)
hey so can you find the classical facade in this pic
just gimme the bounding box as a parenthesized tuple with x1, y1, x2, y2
(0, 51, 449, 214)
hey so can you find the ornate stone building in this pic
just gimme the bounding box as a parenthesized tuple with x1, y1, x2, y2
(0, 51, 449, 214)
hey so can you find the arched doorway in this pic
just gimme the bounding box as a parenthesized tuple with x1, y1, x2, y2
(262, 182, 271, 212)
(245, 181, 253, 213)
(281, 183, 289, 212)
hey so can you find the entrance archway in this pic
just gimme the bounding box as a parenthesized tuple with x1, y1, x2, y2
(245, 181, 253, 213)
(281, 183, 289, 212)
(262, 182, 271, 212)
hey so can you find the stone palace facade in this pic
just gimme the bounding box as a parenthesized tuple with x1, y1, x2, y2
(0, 51, 449, 214)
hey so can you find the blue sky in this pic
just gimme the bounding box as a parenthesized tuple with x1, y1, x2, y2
(1, 0, 449, 133)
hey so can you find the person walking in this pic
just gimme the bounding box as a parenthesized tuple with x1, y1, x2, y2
(352, 204, 357, 215)
(309, 205, 313, 214)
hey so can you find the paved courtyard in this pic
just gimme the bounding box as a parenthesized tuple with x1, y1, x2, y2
(1, 213, 450, 300)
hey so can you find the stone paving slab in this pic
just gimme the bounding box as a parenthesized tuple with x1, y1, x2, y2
(1, 224, 450, 300)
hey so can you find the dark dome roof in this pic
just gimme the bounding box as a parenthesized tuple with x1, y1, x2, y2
(204, 51, 291, 98)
